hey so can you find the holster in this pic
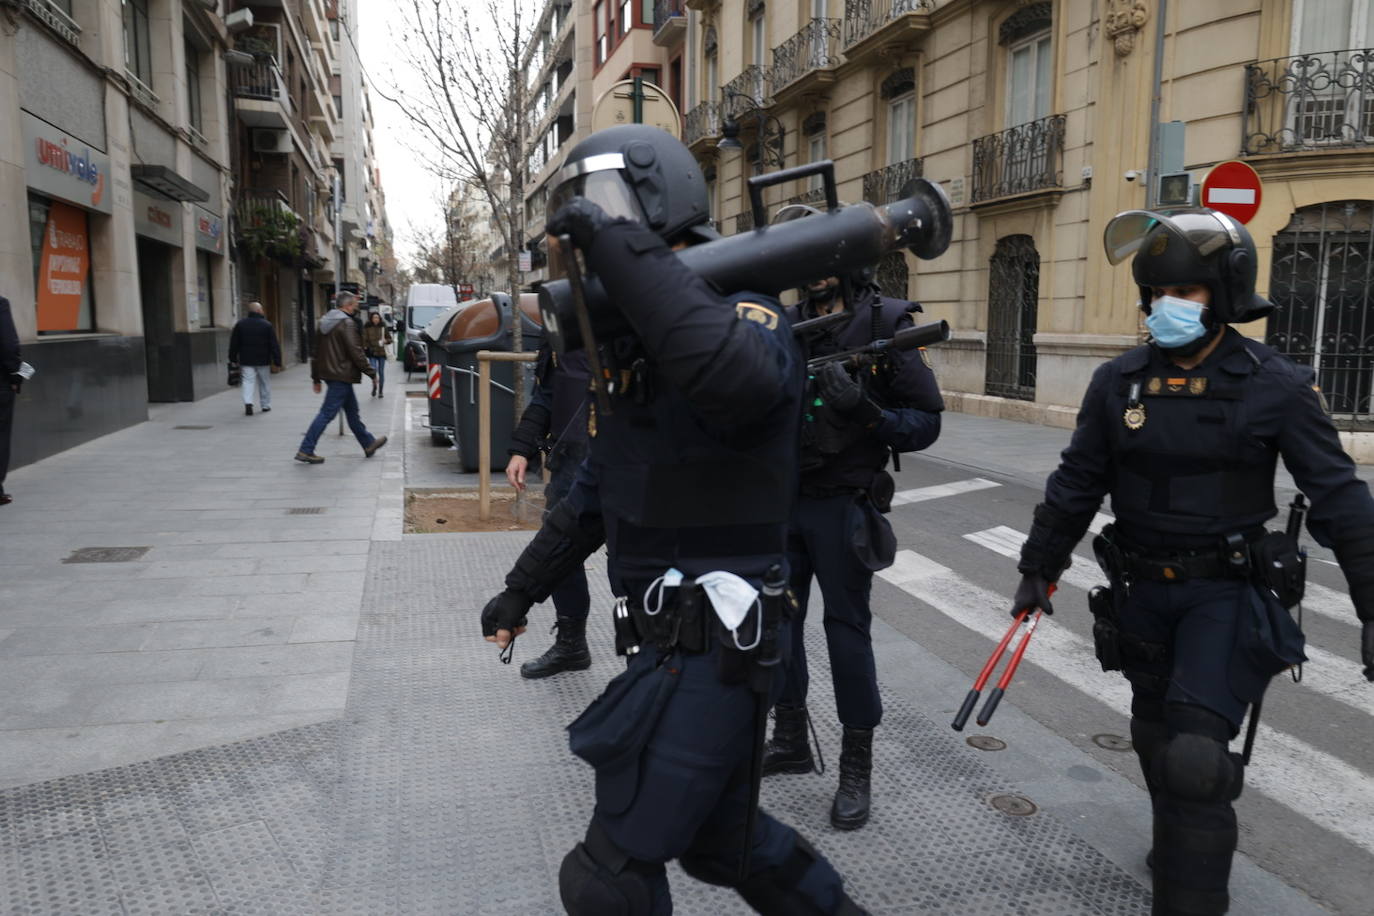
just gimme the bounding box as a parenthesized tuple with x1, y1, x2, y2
(1250, 531, 1306, 610)
(627, 580, 711, 655)
(1087, 585, 1123, 673)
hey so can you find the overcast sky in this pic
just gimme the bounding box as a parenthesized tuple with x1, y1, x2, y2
(354, 0, 450, 266)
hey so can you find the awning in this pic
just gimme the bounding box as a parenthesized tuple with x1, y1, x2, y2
(131, 164, 209, 203)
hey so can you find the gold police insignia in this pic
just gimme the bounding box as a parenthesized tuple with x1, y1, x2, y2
(1123, 405, 1147, 431)
(1189, 377, 1207, 395)
(1149, 234, 1169, 256)
(1146, 377, 1162, 394)
(1166, 376, 1186, 393)
(735, 301, 779, 330)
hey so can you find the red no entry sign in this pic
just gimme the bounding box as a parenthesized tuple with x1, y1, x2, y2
(1201, 160, 1262, 224)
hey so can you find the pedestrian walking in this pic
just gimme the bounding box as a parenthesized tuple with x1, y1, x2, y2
(0, 296, 22, 506)
(1011, 207, 1374, 916)
(505, 341, 592, 679)
(362, 311, 392, 398)
(480, 125, 864, 915)
(760, 205, 944, 831)
(294, 291, 387, 465)
(228, 302, 282, 416)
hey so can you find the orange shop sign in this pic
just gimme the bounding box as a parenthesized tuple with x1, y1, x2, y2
(37, 201, 90, 332)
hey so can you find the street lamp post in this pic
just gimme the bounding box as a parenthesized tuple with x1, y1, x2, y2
(716, 89, 785, 172)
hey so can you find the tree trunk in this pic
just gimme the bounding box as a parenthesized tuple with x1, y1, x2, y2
(508, 63, 526, 422)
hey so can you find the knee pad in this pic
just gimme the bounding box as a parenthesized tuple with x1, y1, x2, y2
(558, 841, 663, 916)
(1155, 705, 1244, 803)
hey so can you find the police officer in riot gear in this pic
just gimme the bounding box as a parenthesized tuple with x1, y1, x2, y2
(1012, 208, 1374, 916)
(760, 205, 943, 831)
(480, 126, 865, 915)
(506, 341, 593, 679)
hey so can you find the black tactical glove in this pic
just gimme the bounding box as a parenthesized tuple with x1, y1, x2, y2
(815, 363, 882, 428)
(481, 589, 532, 663)
(8, 374, 21, 393)
(546, 196, 616, 253)
(1011, 572, 1055, 618)
(1363, 621, 1374, 682)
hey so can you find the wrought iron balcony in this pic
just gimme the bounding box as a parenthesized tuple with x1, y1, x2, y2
(862, 158, 924, 205)
(1243, 48, 1374, 154)
(770, 19, 843, 97)
(842, 0, 933, 53)
(971, 114, 1066, 204)
(653, 0, 686, 46)
(784, 186, 828, 208)
(724, 66, 770, 112)
(685, 100, 723, 147)
(231, 59, 287, 104)
(734, 210, 756, 234)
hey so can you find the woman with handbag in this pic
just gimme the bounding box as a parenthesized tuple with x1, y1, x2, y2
(363, 311, 392, 398)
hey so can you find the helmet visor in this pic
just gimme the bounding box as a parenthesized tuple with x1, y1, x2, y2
(1103, 209, 1240, 265)
(547, 170, 646, 227)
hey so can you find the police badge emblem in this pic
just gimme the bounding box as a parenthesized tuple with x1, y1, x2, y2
(1123, 405, 1147, 430)
(1189, 377, 1207, 395)
(1147, 377, 1162, 394)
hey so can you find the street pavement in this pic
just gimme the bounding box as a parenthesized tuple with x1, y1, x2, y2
(0, 361, 1359, 914)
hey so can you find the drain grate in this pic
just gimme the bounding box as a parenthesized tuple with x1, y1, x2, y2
(173, 425, 213, 430)
(64, 546, 151, 564)
(286, 507, 326, 515)
(989, 793, 1038, 816)
(1092, 733, 1133, 752)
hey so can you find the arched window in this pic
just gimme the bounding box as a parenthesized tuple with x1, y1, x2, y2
(1267, 200, 1374, 420)
(985, 235, 1040, 400)
(1000, 2, 1052, 127)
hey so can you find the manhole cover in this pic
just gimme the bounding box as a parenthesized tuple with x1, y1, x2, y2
(64, 546, 151, 564)
(989, 794, 1037, 816)
(966, 735, 1007, 752)
(172, 425, 213, 430)
(1092, 733, 1133, 752)
(286, 507, 326, 515)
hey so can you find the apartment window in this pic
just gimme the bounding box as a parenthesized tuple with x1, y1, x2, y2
(705, 49, 718, 102)
(330, 18, 340, 40)
(619, 0, 630, 37)
(627, 66, 660, 86)
(807, 135, 827, 190)
(888, 92, 916, 163)
(1007, 32, 1052, 127)
(185, 41, 203, 131)
(1293, 0, 1374, 53)
(751, 13, 766, 69)
(594, 1, 607, 64)
(333, 93, 343, 117)
(642, 0, 654, 24)
(123, 0, 152, 86)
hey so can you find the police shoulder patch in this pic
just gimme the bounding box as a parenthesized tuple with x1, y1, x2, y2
(735, 301, 780, 330)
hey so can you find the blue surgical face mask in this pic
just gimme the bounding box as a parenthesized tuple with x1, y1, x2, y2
(1145, 295, 1208, 349)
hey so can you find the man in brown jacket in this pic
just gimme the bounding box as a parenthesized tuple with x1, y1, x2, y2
(294, 292, 388, 464)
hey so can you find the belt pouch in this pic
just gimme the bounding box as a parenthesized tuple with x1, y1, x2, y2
(567, 655, 682, 814)
(1087, 585, 1123, 672)
(1250, 531, 1306, 610)
(1236, 585, 1308, 681)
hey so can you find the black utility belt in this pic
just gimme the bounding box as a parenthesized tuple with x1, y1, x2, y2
(624, 584, 714, 655)
(1120, 549, 1249, 583)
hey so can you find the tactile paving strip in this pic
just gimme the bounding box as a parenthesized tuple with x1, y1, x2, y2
(0, 533, 1152, 914)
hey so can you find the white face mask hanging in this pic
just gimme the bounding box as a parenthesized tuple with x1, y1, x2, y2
(696, 570, 762, 651)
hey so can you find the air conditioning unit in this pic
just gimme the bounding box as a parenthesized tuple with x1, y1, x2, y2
(251, 129, 291, 154)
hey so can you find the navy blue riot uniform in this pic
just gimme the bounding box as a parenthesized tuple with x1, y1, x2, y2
(480, 124, 864, 916)
(765, 283, 942, 829)
(1017, 208, 1374, 916)
(508, 343, 594, 678)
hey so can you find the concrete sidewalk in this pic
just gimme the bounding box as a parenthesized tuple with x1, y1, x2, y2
(0, 376, 1330, 914)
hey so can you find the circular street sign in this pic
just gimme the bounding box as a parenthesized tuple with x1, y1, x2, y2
(592, 79, 682, 139)
(1201, 160, 1263, 224)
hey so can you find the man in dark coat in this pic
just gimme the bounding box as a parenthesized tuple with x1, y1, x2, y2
(294, 292, 386, 464)
(0, 296, 22, 506)
(228, 301, 282, 416)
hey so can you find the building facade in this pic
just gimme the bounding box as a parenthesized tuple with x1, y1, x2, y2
(0, 0, 391, 471)
(675, 0, 1374, 457)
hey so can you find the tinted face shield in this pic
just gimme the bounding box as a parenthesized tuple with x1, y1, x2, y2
(1103, 209, 1241, 266)
(546, 156, 647, 228)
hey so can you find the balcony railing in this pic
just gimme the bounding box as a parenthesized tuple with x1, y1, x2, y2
(734, 210, 756, 234)
(862, 157, 923, 205)
(784, 186, 829, 208)
(771, 19, 843, 95)
(230, 59, 288, 107)
(724, 66, 770, 111)
(653, 0, 685, 40)
(1243, 48, 1374, 154)
(971, 114, 1066, 204)
(842, 0, 933, 49)
(236, 189, 298, 229)
(685, 100, 723, 146)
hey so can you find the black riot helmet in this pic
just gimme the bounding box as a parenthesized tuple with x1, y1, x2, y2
(1103, 208, 1273, 325)
(547, 124, 717, 246)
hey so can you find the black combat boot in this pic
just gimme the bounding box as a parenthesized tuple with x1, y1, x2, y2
(762, 705, 813, 776)
(830, 727, 873, 830)
(520, 617, 591, 679)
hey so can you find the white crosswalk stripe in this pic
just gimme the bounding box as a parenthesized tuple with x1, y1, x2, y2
(878, 549, 1374, 856)
(890, 477, 1000, 506)
(963, 525, 1373, 717)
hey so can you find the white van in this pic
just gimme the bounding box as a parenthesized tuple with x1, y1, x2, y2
(402, 284, 462, 371)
